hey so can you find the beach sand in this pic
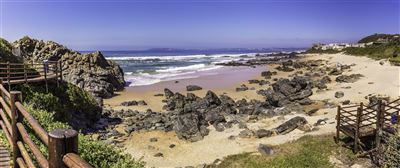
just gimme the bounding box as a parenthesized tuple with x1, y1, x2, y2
(104, 53, 400, 167)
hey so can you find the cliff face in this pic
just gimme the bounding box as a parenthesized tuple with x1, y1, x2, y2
(11, 37, 125, 104)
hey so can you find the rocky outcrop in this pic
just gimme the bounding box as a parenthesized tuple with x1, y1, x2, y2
(258, 76, 313, 107)
(11, 37, 125, 104)
(336, 74, 364, 83)
(0, 38, 23, 63)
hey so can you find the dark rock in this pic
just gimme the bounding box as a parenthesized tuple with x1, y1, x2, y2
(164, 88, 174, 99)
(321, 76, 332, 83)
(238, 129, 253, 138)
(314, 118, 329, 126)
(297, 98, 312, 105)
(12, 37, 126, 103)
(329, 68, 342, 75)
(257, 144, 274, 156)
(173, 112, 204, 142)
(154, 93, 164, 97)
(276, 65, 294, 72)
(342, 100, 351, 105)
(186, 85, 203, 91)
(154, 153, 163, 157)
(248, 79, 260, 84)
(336, 74, 364, 83)
(121, 100, 138, 106)
(255, 129, 274, 138)
(274, 116, 308, 134)
(137, 100, 147, 106)
(236, 84, 249, 92)
(214, 123, 225, 132)
(335, 91, 344, 98)
(150, 137, 158, 142)
(169, 144, 176, 148)
(204, 91, 221, 106)
(307, 108, 319, 116)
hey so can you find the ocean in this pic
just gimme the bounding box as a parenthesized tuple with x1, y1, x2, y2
(84, 48, 305, 87)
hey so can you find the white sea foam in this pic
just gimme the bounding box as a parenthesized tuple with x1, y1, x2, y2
(125, 63, 224, 86)
(106, 53, 260, 61)
(115, 51, 298, 86)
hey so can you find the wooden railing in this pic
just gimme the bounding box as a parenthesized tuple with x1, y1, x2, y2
(336, 98, 400, 154)
(0, 61, 63, 91)
(0, 84, 92, 168)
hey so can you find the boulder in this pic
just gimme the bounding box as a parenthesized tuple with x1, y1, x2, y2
(336, 74, 364, 83)
(204, 91, 221, 106)
(236, 84, 249, 92)
(173, 112, 206, 142)
(335, 91, 344, 98)
(164, 88, 174, 99)
(186, 85, 203, 91)
(238, 129, 253, 138)
(274, 116, 308, 134)
(121, 100, 138, 106)
(11, 37, 125, 103)
(255, 129, 274, 138)
(257, 144, 274, 156)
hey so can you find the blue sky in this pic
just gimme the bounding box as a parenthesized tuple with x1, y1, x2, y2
(1, 0, 399, 50)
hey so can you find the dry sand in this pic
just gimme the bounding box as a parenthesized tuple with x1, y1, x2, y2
(104, 53, 400, 167)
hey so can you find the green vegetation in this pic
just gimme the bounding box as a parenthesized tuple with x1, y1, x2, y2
(305, 48, 341, 54)
(216, 135, 355, 168)
(14, 82, 101, 123)
(358, 34, 399, 43)
(344, 45, 400, 63)
(24, 105, 145, 168)
(0, 83, 145, 167)
(379, 131, 400, 167)
(0, 38, 22, 63)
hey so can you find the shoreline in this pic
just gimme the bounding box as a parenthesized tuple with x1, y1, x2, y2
(103, 53, 400, 167)
(104, 65, 271, 112)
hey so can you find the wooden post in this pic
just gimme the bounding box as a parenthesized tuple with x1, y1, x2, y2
(7, 61, 10, 91)
(44, 63, 48, 93)
(355, 103, 363, 153)
(48, 129, 78, 168)
(375, 100, 383, 154)
(23, 63, 27, 83)
(10, 91, 22, 168)
(335, 105, 341, 143)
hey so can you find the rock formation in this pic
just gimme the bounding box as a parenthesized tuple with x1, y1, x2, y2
(11, 36, 125, 104)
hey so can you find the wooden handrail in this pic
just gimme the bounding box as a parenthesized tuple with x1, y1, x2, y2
(0, 75, 92, 167)
(16, 102, 49, 146)
(63, 153, 93, 168)
(0, 61, 63, 89)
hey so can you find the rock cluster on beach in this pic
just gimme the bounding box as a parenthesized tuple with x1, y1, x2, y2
(98, 54, 365, 145)
(11, 37, 125, 104)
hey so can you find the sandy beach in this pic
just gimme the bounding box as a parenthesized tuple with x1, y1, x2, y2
(103, 53, 400, 167)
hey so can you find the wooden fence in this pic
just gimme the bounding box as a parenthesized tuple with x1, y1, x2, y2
(336, 98, 400, 155)
(0, 61, 63, 92)
(0, 83, 92, 167)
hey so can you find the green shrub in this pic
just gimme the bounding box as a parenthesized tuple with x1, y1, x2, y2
(379, 131, 400, 167)
(0, 38, 22, 63)
(22, 104, 145, 168)
(306, 48, 341, 54)
(15, 82, 101, 123)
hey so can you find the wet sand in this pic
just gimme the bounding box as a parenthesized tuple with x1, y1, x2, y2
(104, 65, 273, 112)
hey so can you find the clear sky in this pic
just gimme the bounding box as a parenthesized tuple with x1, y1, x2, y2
(0, 0, 399, 50)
